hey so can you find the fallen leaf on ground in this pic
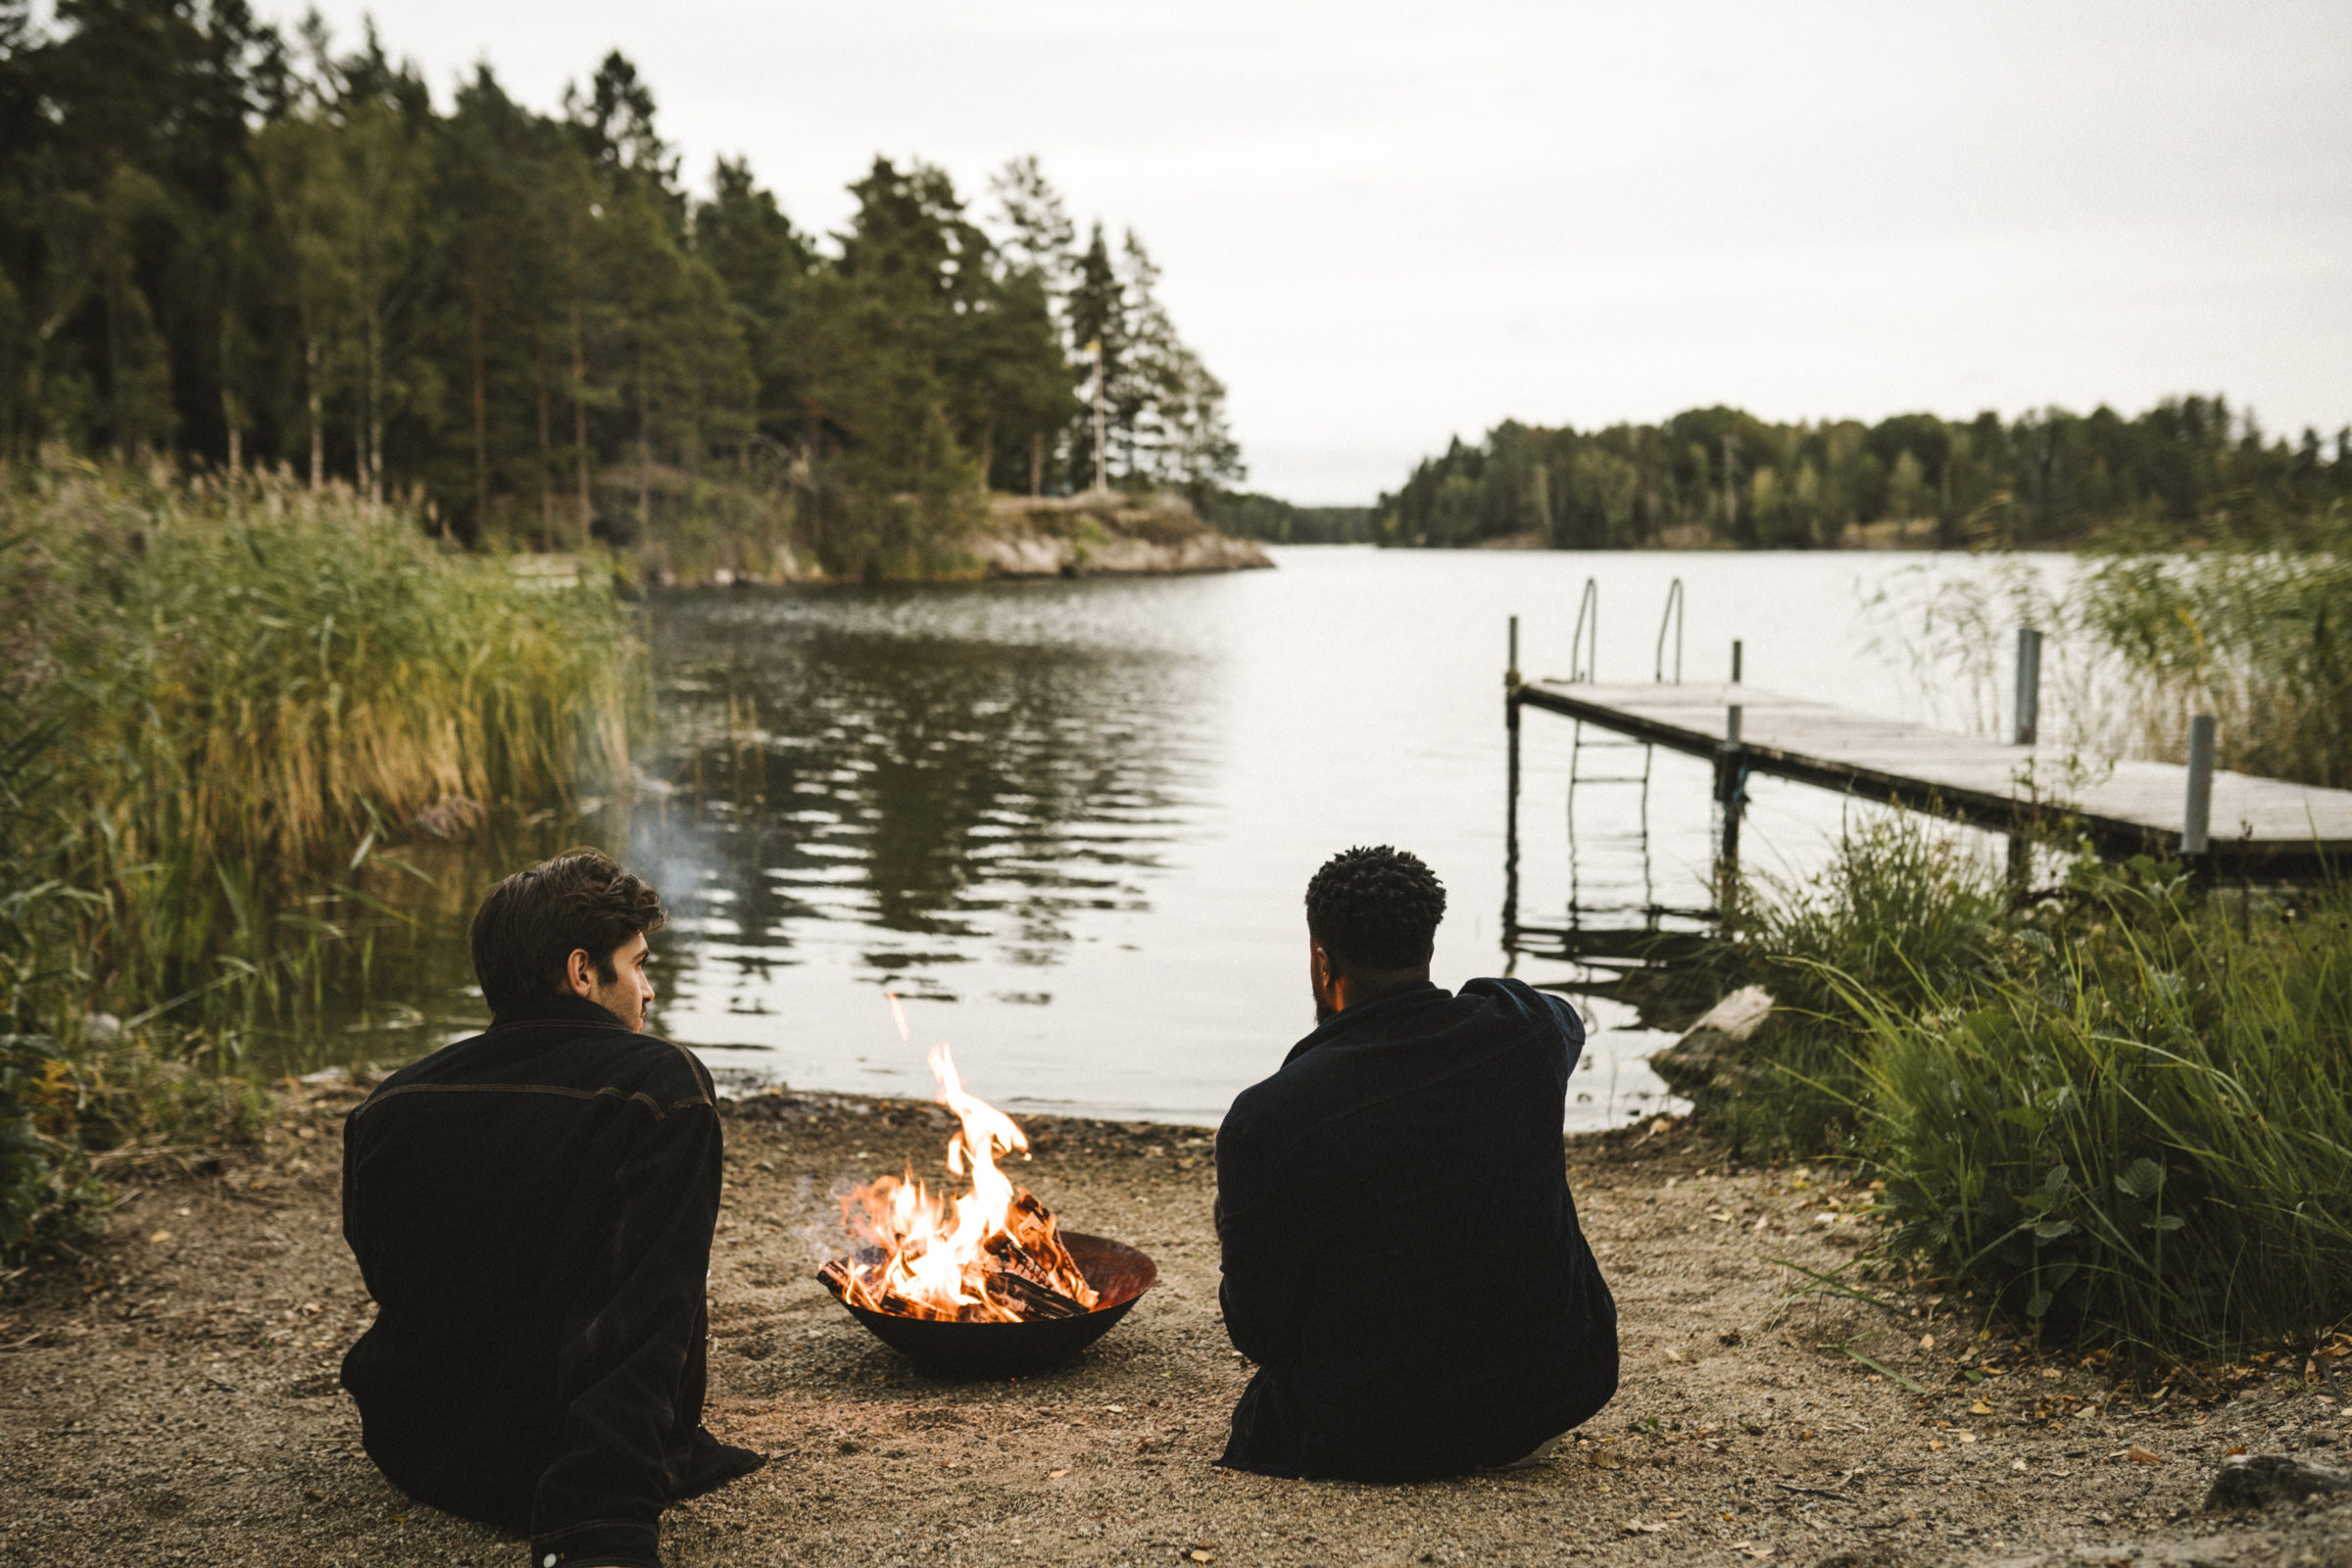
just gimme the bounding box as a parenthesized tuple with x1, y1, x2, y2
(1188, 1552, 1214, 1564)
(1971, 1399, 1994, 1415)
(1929, 1440, 1945, 1450)
(147, 1230, 172, 1245)
(2126, 1445, 2165, 1465)
(1048, 1468, 1068, 1479)
(1920, 1333, 1936, 1350)
(1623, 1520, 1667, 1534)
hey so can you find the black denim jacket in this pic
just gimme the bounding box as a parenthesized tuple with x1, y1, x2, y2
(340, 996, 720, 1567)
(1214, 977, 1619, 1480)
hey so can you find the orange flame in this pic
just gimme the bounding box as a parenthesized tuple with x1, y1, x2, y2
(825, 1043, 1100, 1322)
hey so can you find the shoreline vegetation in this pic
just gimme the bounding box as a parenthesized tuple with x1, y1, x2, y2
(0, 459, 640, 1259)
(1673, 504, 2352, 1367)
(1694, 823, 2352, 1364)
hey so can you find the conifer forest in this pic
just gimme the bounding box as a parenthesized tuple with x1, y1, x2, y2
(0, 1, 1244, 579)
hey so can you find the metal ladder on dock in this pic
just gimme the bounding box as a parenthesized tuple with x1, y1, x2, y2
(1562, 577, 1684, 927)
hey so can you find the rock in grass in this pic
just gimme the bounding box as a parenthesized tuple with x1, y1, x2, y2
(1650, 986, 1775, 1093)
(2203, 1453, 2352, 1511)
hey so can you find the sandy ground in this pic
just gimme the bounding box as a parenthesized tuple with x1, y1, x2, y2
(3, 1084, 2348, 1568)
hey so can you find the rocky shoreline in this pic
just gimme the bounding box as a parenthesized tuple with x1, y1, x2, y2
(628, 492, 1275, 589)
(970, 494, 1273, 578)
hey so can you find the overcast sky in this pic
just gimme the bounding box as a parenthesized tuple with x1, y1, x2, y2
(281, 0, 2352, 504)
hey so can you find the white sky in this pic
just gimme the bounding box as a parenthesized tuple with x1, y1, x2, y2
(282, 0, 2352, 504)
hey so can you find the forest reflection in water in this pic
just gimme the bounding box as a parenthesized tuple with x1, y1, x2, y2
(638, 583, 1218, 1003)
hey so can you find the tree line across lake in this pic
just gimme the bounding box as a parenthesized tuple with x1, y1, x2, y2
(0, 1, 1249, 579)
(1379, 399, 2352, 551)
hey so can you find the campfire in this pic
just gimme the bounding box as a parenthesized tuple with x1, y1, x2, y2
(817, 1006, 1156, 1378)
(819, 1043, 1102, 1322)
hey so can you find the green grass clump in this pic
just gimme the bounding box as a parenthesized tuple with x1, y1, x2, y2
(1, 457, 641, 1259)
(1715, 820, 2012, 1155)
(1852, 865, 2352, 1354)
(1721, 819, 2352, 1357)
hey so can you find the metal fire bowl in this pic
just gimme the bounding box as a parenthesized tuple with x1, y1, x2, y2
(821, 1232, 1158, 1380)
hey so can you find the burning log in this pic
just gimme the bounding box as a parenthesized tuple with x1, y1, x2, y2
(987, 1267, 1089, 1321)
(823, 1044, 1102, 1323)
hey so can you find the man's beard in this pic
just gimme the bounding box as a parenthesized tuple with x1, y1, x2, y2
(1313, 996, 1337, 1025)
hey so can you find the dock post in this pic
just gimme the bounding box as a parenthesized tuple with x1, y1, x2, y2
(1717, 703, 1745, 915)
(2181, 713, 2216, 860)
(2013, 627, 2042, 747)
(1731, 639, 1743, 685)
(1504, 616, 1522, 940)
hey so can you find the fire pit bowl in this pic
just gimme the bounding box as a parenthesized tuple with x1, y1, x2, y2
(820, 1232, 1158, 1380)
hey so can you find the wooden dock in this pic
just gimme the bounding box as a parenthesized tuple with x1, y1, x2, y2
(1512, 678, 2352, 877)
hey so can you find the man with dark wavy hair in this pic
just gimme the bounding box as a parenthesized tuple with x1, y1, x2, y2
(341, 851, 762, 1568)
(1213, 845, 1618, 1480)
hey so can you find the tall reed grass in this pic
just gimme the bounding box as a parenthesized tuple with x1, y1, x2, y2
(10, 458, 637, 986)
(1, 457, 641, 1257)
(2078, 542, 2352, 789)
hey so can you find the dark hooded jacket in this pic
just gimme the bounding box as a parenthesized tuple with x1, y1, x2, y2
(340, 996, 721, 1567)
(1214, 977, 1617, 1480)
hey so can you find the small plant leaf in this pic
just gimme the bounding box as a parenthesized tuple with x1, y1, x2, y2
(2115, 1158, 2164, 1200)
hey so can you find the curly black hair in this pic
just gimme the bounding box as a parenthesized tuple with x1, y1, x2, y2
(1304, 845, 1446, 974)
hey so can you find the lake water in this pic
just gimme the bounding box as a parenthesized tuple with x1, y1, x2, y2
(326, 547, 2071, 1130)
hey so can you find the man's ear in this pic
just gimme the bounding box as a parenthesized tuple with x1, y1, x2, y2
(563, 948, 596, 997)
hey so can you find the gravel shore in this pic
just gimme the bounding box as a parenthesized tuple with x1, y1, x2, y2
(3, 1083, 2347, 1567)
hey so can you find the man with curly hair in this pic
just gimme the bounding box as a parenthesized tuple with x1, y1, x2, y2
(1213, 845, 1618, 1480)
(341, 851, 763, 1568)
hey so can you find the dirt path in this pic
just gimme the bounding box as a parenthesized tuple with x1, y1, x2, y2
(2, 1087, 2346, 1567)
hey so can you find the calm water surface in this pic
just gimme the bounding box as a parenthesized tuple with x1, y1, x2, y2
(572, 547, 2058, 1130)
(324, 548, 2067, 1129)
